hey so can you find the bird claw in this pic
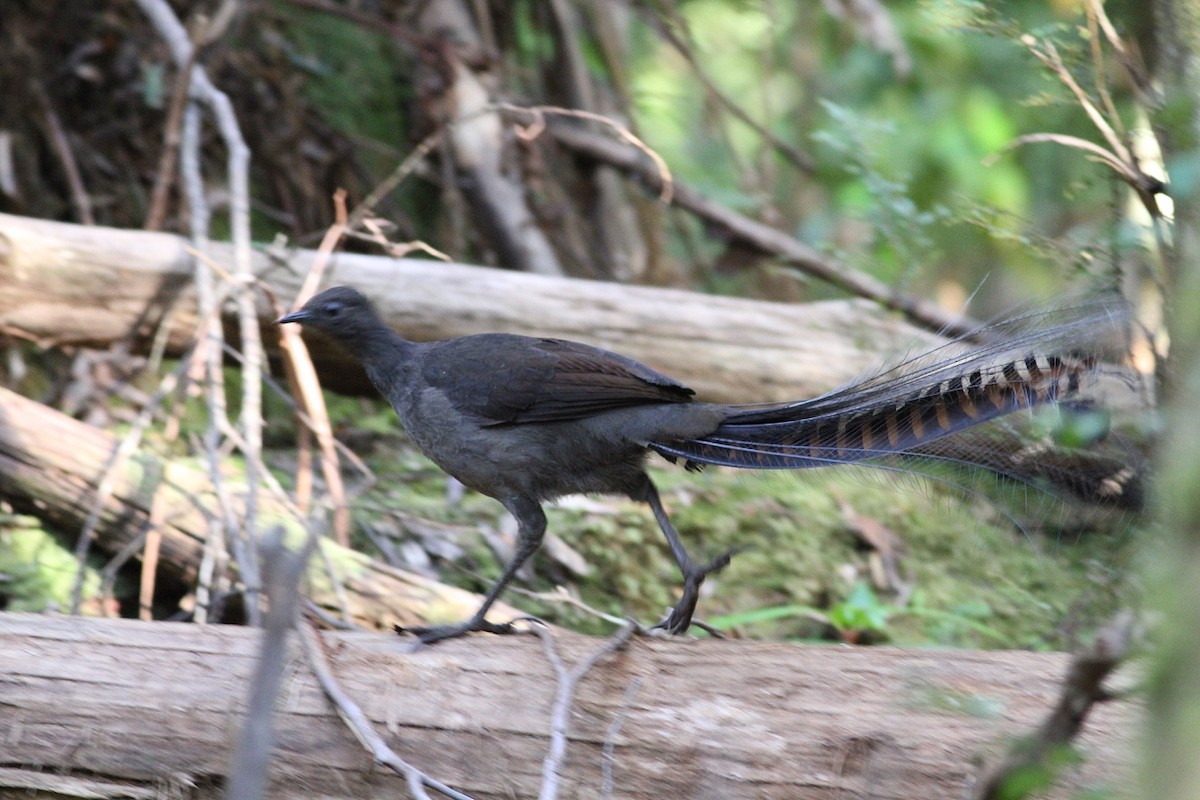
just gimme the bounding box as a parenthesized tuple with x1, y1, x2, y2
(395, 617, 524, 645)
(652, 547, 740, 636)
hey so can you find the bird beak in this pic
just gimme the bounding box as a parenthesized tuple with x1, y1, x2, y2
(276, 309, 310, 325)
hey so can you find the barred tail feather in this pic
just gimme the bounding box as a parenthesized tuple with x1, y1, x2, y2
(651, 352, 1096, 470)
(649, 295, 1141, 507)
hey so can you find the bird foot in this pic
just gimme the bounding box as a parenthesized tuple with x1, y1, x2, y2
(395, 617, 527, 645)
(652, 548, 740, 636)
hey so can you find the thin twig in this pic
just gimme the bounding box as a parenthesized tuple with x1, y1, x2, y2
(208, 328, 374, 484)
(296, 612, 479, 800)
(601, 677, 642, 798)
(226, 526, 317, 800)
(1085, 0, 1156, 105)
(69, 347, 198, 614)
(513, 586, 629, 628)
(180, 99, 232, 625)
(548, 123, 979, 337)
(137, 0, 263, 624)
(985, 133, 1139, 184)
(346, 129, 446, 229)
(971, 612, 1135, 800)
(144, 20, 201, 231)
(641, 8, 815, 174)
(139, 489, 168, 620)
(1010, 30, 1166, 221)
(1083, 3, 1123, 145)
(498, 103, 675, 204)
(1020, 35, 1133, 167)
(272, 194, 353, 545)
(352, 218, 452, 262)
(535, 623, 637, 800)
(30, 80, 95, 225)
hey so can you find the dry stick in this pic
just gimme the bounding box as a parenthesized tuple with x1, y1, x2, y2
(500, 104, 674, 204)
(1009, 27, 1168, 274)
(515, 586, 629, 629)
(68, 346, 198, 614)
(971, 612, 1135, 800)
(546, 123, 978, 338)
(1085, 0, 1156, 107)
(278, 191, 353, 545)
(535, 623, 638, 800)
(601, 676, 643, 799)
(194, 365, 356, 627)
(138, 489, 168, 620)
(29, 80, 95, 226)
(353, 218, 452, 262)
(180, 101, 233, 625)
(144, 21, 201, 231)
(1084, 3, 1124, 146)
(210, 316, 374, 484)
(136, 300, 191, 620)
(139, 0, 264, 623)
(643, 9, 815, 174)
(292, 188, 349, 306)
(989, 133, 1142, 185)
(346, 129, 445, 230)
(186, 268, 375, 489)
(1020, 36, 1136, 170)
(226, 526, 315, 800)
(296, 611, 479, 800)
(99, 528, 149, 615)
(291, 363, 315, 515)
(998, 27, 1170, 298)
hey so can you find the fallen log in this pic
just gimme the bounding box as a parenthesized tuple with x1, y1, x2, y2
(0, 212, 938, 403)
(0, 613, 1137, 800)
(0, 385, 518, 629)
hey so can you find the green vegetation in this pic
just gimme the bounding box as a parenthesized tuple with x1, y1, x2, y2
(0, 513, 102, 614)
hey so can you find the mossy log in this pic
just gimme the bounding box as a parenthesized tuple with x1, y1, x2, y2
(0, 385, 517, 629)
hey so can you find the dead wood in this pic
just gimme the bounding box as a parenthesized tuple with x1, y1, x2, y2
(0, 384, 518, 630)
(0, 211, 941, 404)
(0, 613, 1137, 800)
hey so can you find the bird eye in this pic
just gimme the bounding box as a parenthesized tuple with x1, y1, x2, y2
(323, 302, 342, 318)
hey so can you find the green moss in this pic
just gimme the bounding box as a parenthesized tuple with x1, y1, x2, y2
(0, 513, 103, 613)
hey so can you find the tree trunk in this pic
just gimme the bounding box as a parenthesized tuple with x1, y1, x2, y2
(0, 384, 518, 630)
(0, 212, 938, 403)
(1145, 1, 1200, 797)
(0, 612, 1137, 800)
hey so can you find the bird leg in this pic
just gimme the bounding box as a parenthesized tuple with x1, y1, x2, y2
(636, 476, 737, 635)
(397, 496, 546, 644)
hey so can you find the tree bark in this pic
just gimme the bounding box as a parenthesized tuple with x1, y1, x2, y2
(0, 612, 1137, 800)
(1145, 1, 1200, 797)
(0, 384, 518, 630)
(0, 212, 939, 403)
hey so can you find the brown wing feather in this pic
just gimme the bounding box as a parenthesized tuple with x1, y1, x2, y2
(422, 334, 694, 425)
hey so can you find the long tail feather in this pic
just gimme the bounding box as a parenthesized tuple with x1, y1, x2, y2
(649, 296, 1142, 505)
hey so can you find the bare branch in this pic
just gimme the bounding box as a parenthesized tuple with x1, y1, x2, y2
(536, 623, 637, 800)
(136, 0, 264, 623)
(972, 612, 1136, 800)
(1020, 34, 1133, 167)
(226, 526, 315, 800)
(297, 612, 479, 800)
(548, 123, 980, 337)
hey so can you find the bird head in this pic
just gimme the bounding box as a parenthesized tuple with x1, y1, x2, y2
(276, 285, 388, 349)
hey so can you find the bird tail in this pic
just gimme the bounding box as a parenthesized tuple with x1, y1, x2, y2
(649, 297, 1142, 504)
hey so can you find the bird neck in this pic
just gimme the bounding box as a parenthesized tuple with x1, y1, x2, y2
(334, 316, 416, 368)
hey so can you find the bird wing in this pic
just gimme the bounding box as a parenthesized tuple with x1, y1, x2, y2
(422, 334, 695, 425)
